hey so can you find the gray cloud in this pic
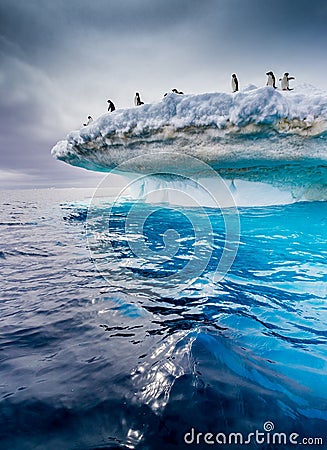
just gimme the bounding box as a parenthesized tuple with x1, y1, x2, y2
(0, 0, 326, 189)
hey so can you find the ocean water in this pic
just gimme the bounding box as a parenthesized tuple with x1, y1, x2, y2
(0, 187, 326, 449)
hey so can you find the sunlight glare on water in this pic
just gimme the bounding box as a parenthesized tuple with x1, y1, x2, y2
(0, 188, 326, 449)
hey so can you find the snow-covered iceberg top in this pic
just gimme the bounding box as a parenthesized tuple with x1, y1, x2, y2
(52, 84, 327, 177)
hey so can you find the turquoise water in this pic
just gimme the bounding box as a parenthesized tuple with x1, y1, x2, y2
(0, 189, 326, 449)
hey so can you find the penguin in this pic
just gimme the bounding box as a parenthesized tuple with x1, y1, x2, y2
(164, 89, 184, 97)
(279, 72, 295, 90)
(83, 115, 93, 126)
(266, 71, 277, 89)
(231, 74, 239, 93)
(107, 99, 116, 112)
(134, 92, 144, 106)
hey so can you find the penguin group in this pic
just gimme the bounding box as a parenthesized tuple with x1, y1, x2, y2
(83, 89, 183, 126)
(163, 88, 184, 97)
(83, 72, 296, 126)
(231, 71, 295, 93)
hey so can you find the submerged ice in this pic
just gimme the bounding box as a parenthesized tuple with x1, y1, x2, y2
(52, 84, 327, 203)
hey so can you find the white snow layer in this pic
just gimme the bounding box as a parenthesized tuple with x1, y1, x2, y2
(51, 84, 327, 201)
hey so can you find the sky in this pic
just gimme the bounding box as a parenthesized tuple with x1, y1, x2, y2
(0, 0, 326, 189)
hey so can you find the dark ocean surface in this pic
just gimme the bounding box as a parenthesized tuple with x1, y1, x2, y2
(0, 188, 326, 449)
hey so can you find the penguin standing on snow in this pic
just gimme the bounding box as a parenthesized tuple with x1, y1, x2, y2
(83, 115, 93, 126)
(279, 72, 295, 90)
(231, 74, 239, 93)
(266, 71, 277, 88)
(134, 92, 144, 106)
(107, 99, 116, 112)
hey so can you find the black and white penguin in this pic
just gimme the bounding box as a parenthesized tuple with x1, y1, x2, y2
(134, 92, 144, 106)
(279, 72, 295, 91)
(231, 74, 239, 93)
(266, 71, 277, 88)
(164, 88, 184, 97)
(83, 115, 93, 126)
(107, 99, 116, 112)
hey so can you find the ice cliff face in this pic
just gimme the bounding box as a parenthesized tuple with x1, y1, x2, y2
(52, 84, 327, 173)
(51, 84, 327, 200)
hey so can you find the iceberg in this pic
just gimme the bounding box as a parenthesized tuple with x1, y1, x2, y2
(52, 84, 327, 202)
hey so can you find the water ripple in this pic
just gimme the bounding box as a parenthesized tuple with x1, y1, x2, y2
(0, 189, 326, 449)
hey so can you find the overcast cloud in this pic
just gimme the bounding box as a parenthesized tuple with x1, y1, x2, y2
(0, 0, 326, 189)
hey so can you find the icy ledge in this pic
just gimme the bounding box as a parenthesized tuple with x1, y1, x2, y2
(51, 84, 327, 196)
(52, 84, 327, 173)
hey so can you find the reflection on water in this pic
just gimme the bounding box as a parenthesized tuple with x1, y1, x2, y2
(0, 189, 326, 449)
